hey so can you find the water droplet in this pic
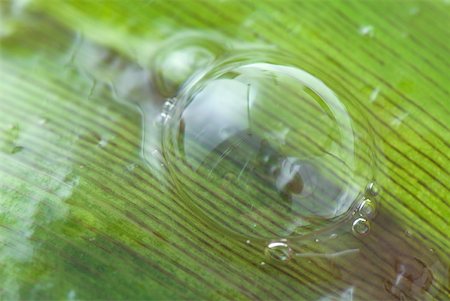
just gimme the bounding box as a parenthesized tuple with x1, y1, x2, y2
(358, 198, 377, 219)
(161, 51, 378, 239)
(358, 25, 375, 37)
(366, 182, 379, 197)
(152, 32, 225, 97)
(162, 98, 176, 113)
(352, 217, 370, 236)
(246, 239, 251, 244)
(265, 242, 293, 262)
(369, 87, 380, 102)
(98, 138, 108, 148)
(126, 163, 137, 172)
(329, 233, 337, 239)
(391, 112, 409, 128)
(260, 261, 266, 266)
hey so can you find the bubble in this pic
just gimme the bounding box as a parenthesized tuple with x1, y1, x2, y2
(162, 51, 377, 240)
(357, 198, 377, 219)
(265, 242, 293, 262)
(97, 138, 108, 148)
(369, 88, 380, 102)
(366, 181, 379, 197)
(358, 25, 375, 37)
(152, 32, 225, 97)
(126, 163, 137, 172)
(384, 257, 433, 300)
(352, 218, 370, 236)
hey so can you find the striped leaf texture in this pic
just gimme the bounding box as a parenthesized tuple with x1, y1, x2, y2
(0, 1, 449, 300)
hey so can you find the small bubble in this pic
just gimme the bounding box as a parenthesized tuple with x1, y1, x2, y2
(366, 182, 379, 197)
(352, 218, 370, 237)
(246, 240, 251, 244)
(358, 25, 375, 37)
(370, 87, 380, 102)
(98, 139, 108, 148)
(358, 198, 377, 219)
(265, 242, 293, 262)
(314, 238, 320, 243)
(152, 32, 225, 97)
(158, 112, 171, 125)
(260, 261, 266, 266)
(391, 112, 409, 128)
(126, 163, 137, 172)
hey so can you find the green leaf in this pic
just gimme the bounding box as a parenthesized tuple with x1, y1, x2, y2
(1, 0, 449, 300)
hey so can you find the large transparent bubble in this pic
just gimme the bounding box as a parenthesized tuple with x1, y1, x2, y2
(162, 52, 376, 240)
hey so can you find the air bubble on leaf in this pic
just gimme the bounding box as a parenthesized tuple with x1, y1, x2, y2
(265, 242, 293, 262)
(357, 198, 377, 219)
(152, 32, 226, 97)
(366, 181, 379, 197)
(352, 218, 370, 237)
(358, 25, 375, 37)
(369, 88, 380, 102)
(161, 51, 378, 240)
(98, 138, 108, 148)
